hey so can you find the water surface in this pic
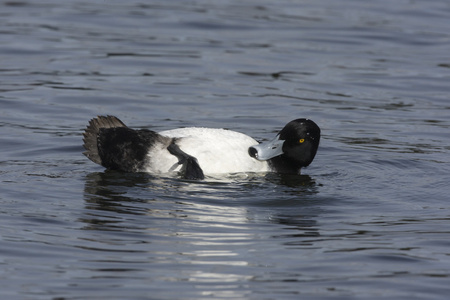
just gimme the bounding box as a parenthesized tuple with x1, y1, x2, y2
(1, 1, 450, 299)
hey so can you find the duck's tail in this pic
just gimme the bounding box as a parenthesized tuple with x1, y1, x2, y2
(82, 115, 127, 165)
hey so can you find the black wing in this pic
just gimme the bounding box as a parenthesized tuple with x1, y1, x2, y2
(168, 142, 204, 180)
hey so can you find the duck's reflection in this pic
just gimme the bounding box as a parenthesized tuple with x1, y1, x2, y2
(81, 171, 322, 296)
(82, 171, 321, 233)
(83, 171, 152, 214)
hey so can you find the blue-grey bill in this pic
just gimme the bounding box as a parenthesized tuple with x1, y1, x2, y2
(249, 136, 285, 161)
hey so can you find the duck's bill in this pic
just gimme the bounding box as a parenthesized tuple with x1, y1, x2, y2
(248, 136, 284, 161)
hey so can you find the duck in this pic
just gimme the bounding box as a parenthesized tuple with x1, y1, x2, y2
(82, 115, 320, 180)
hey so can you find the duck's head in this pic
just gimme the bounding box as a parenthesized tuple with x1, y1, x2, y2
(248, 119, 320, 174)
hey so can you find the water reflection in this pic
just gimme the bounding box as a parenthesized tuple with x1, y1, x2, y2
(81, 171, 266, 298)
(82, 171, 263, 229)
(81, 171, 323, 291)
(83, 170, 321, 230)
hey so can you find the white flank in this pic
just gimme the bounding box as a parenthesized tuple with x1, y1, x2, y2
(145, 128, 269, 175)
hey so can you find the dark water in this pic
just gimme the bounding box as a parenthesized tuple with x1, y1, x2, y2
(1, 1, 450, 299)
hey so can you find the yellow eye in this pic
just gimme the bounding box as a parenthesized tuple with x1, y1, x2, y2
(299, 138, 305, 143)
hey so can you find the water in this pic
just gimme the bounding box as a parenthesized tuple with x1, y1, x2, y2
(1, 0, 450, 299)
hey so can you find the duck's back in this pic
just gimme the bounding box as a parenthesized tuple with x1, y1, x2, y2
(156, 128, 269, 174)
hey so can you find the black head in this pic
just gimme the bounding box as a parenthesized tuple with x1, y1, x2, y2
(249, 119, 320, 174)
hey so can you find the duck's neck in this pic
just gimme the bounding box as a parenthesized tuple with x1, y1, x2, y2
(268, 155, 302, 174)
